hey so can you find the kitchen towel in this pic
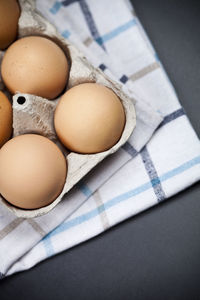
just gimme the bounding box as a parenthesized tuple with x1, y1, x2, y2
(0, 0, 200, 279)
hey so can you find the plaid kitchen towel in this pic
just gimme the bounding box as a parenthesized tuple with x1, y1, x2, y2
(0, 0, 200, 279)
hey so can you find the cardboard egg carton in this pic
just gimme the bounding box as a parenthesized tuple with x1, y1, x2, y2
(0, 0, 136, 218)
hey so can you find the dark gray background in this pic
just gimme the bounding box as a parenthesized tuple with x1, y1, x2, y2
(1, 0, 200, 299)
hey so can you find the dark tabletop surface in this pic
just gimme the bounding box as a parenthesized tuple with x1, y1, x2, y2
(1, 1, 200, 299)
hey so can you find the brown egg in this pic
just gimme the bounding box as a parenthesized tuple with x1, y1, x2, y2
(0, 0, 20, 50)
(54, 83, 125, 154)
(0, 134, 67, 209)
(1, 36, 69, 99)
(0, 91, 13, 148)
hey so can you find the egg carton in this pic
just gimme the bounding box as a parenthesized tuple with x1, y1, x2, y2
(0, 0, 136, 218)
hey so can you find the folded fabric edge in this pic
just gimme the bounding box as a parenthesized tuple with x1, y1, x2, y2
(4, 157, 200, 279)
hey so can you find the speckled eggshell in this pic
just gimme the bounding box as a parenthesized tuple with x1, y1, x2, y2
(54, 83, 126, 154)
(1, 36, 69, 99)
(0, 134, 67, 209)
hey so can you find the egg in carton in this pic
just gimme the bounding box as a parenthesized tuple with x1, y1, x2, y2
(0, 0, 136, 218)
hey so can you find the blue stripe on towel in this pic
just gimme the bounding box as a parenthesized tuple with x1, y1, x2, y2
(95, 19, 136, 45)
(122, 107, 185, 158)
(77, 182, 92, 197)
(43, 155, 200, 257)
(122, 142, 138, 158)
(51, 4, 136, 47)
(99, 63, 107, 71)
(62, 0, 79, 6)
(50, 1, 62, 14)
(160, 108, 185, 127)
(79, 0, 105, 49)
(61, 30, 71, 38)
(141, 146, 165, 202)
(43, 235, 55, 257)
(120, 75, 129, 84)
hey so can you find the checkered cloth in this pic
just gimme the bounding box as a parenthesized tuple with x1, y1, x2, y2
(0, 0, 200, 279)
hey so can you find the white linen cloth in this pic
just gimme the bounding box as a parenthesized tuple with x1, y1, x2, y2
(0, 0, 200, 279)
